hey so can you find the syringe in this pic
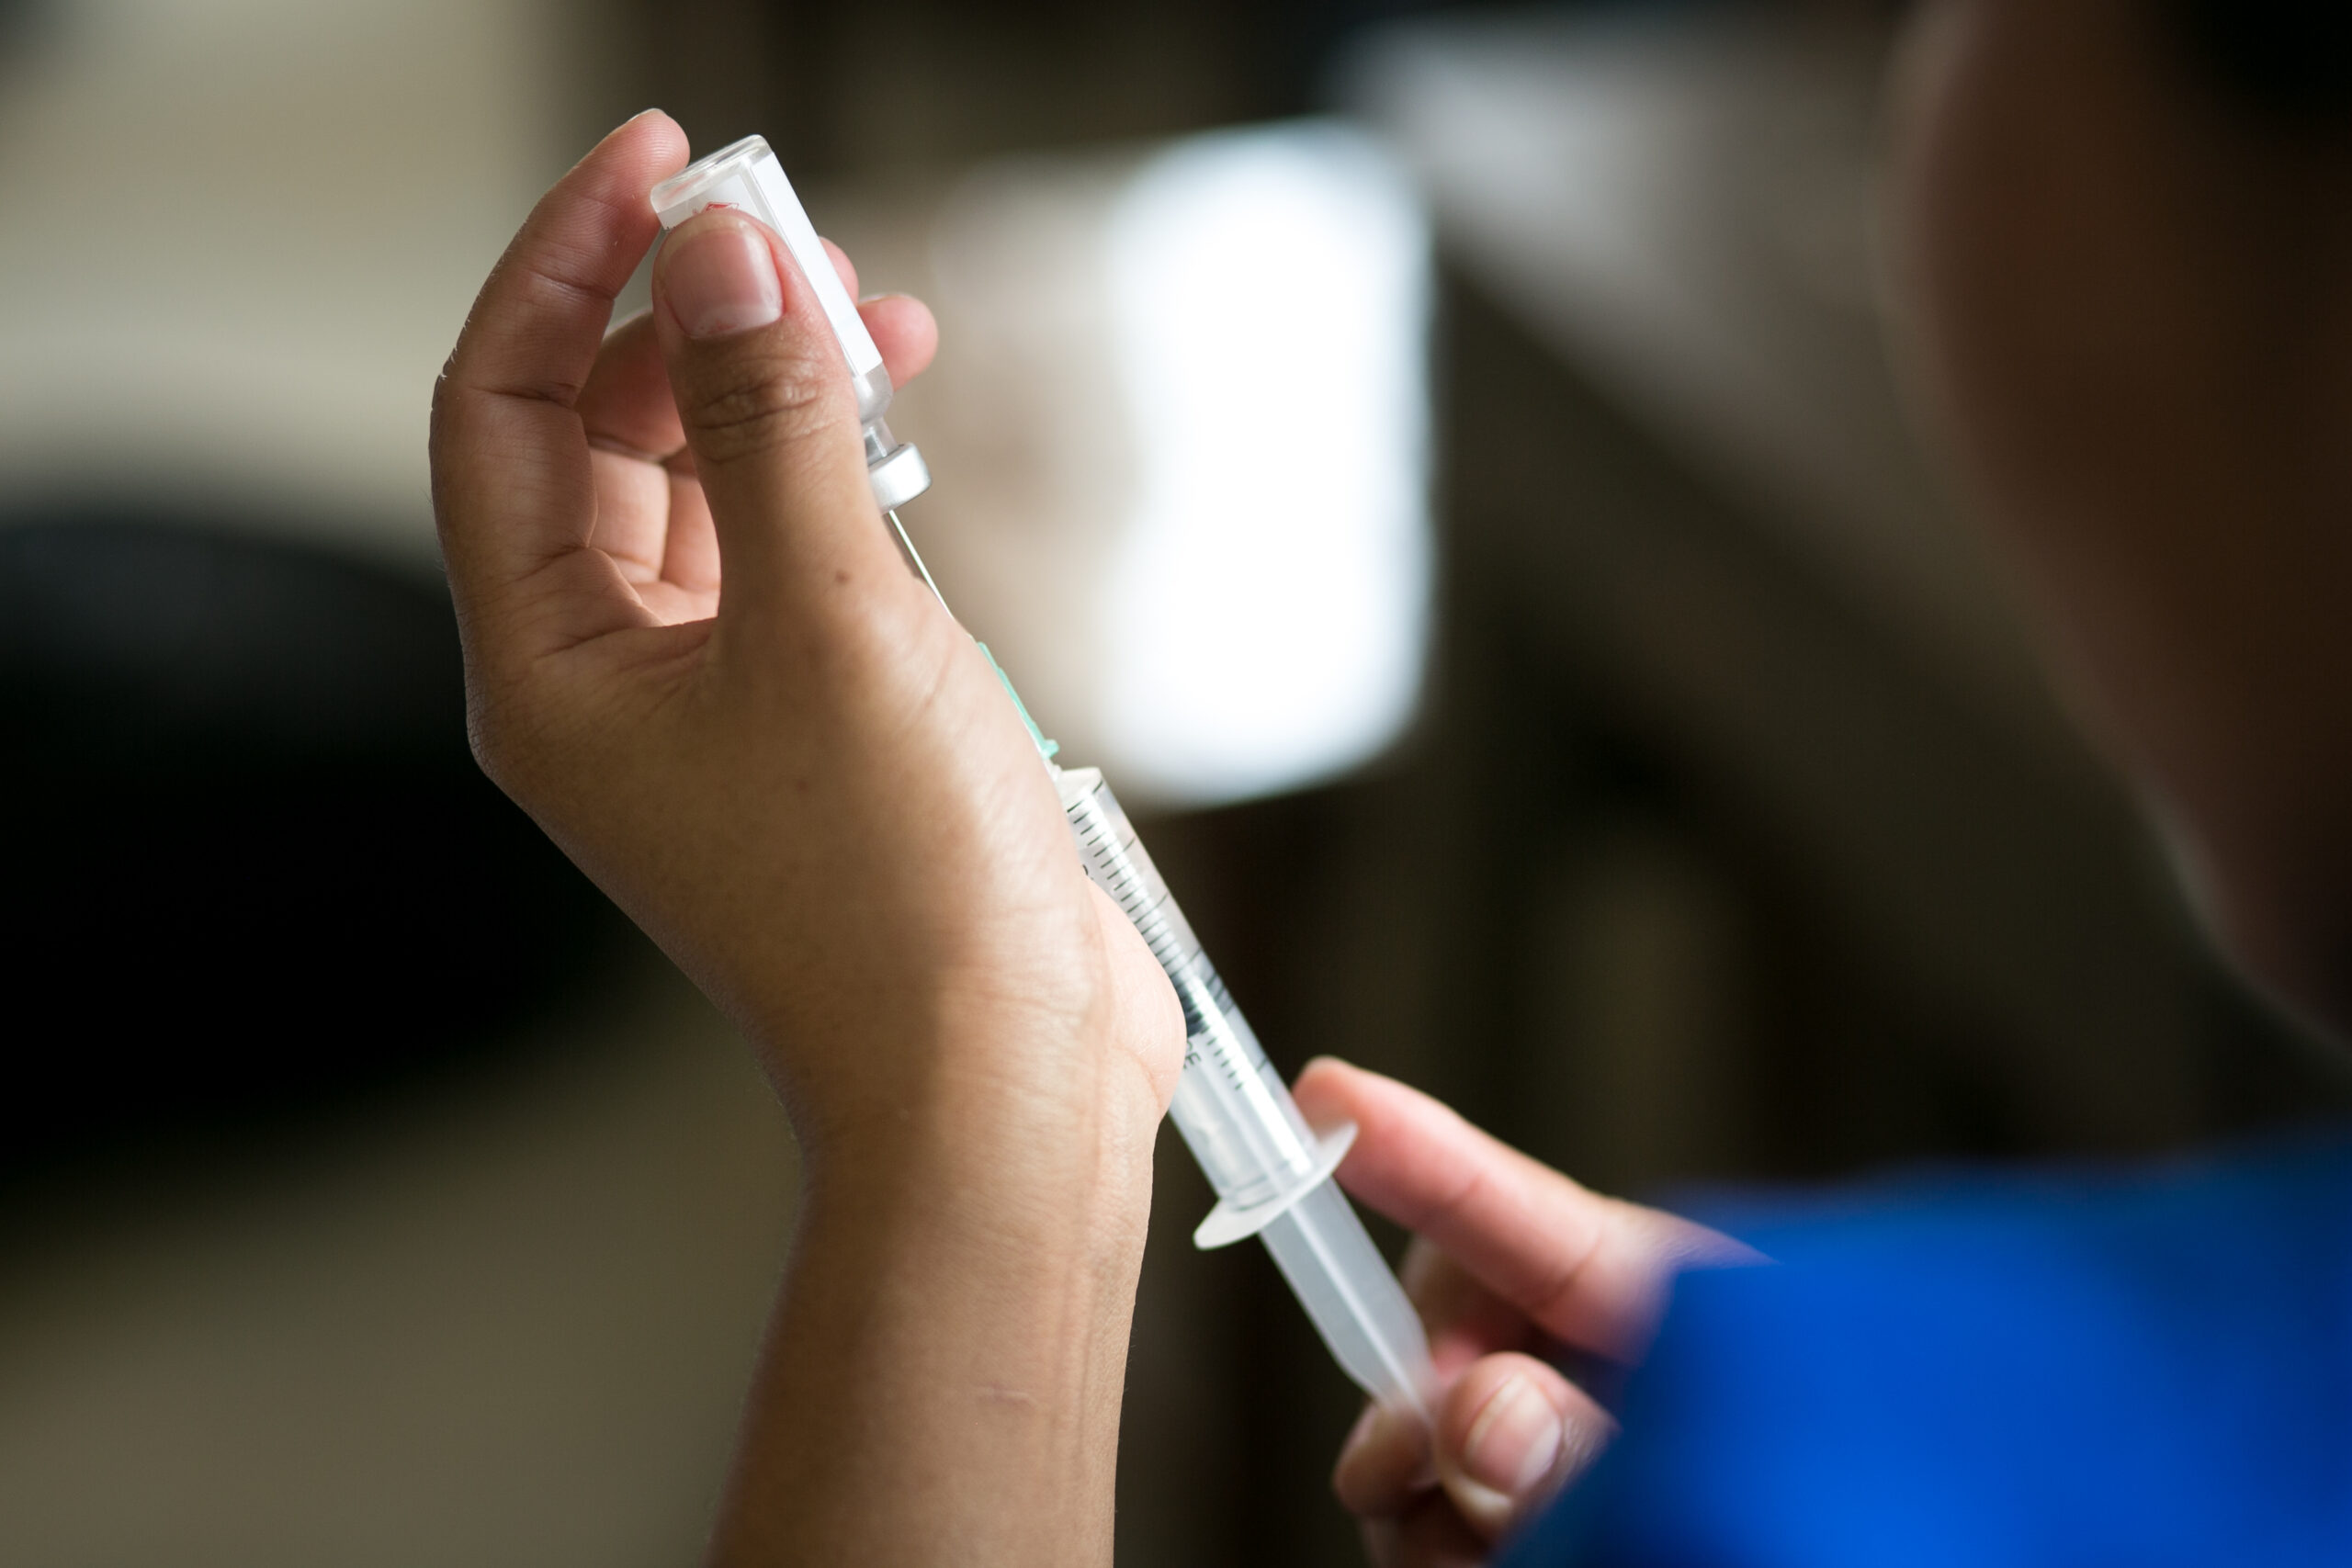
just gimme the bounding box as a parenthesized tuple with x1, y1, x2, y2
(652, 136, 1435, 1420)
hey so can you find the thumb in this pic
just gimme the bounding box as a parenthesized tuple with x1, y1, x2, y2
(651, 206, 906, 630)
(1434, 1352, 1612, 1543)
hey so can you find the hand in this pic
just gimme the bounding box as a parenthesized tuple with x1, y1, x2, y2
(430, 112, 1179, 1173)
(431, 112, 1182, 1564)
(1295, 1060, 1754, 1567)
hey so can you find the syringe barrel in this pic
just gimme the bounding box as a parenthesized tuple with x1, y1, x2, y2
(1057, 763, 1435, 1415)
(1056, 766, 1322, 1209)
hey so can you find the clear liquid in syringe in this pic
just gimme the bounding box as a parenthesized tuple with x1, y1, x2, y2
(1057, 763, 1434, 1416)
(1057, 766, 1325, 1216)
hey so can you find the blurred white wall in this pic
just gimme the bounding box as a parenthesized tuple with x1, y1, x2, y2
(867, 123, 1434, 809)
(0, 0, 598, 563)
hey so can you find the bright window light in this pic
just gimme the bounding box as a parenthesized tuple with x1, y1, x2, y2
(1097, 123, 1432, 807)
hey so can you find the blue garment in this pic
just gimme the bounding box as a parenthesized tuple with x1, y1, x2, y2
(1504, 1134, 2352, 1566)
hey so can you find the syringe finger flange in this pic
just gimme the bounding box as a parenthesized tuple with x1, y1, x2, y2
(1193, 1122, 1358, 1249)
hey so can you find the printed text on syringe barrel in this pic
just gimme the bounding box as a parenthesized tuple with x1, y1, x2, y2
(1058, 767, 1320, 1210)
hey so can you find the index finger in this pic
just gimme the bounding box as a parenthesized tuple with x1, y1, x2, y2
(430, 111, 690, 655)
(1292, 1059, 1749, 1361)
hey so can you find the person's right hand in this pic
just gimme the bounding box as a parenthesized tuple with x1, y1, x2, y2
(1295, 1059, 1754, 1567)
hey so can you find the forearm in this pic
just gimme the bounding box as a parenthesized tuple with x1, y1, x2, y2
(707, 1053, 1160, 1567)
(430, 115, 1185, 1563)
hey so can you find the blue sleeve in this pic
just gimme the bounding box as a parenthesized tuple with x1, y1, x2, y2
(1501, 1136, 2352, 1568)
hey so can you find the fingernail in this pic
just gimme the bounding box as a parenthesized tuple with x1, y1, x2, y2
(1461, 1374, 1564, 1499)
(665, 220, 782, 339)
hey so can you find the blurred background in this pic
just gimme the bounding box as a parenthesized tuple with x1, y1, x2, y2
(4, 0, 2349, 1563)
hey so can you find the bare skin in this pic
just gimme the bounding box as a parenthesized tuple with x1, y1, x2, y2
(431, 112, 1181, 1566)
(1302, 1061, 1745, 1566)
(1889, 0, 2352, 1038)
(434, 0, 2352, 1557)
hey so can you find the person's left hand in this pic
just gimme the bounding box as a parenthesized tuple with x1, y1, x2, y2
(430, 108, 1180, 1216)
(1295, 1059, 1754, 1567)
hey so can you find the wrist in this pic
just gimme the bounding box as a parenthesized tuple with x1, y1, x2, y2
(712, 1029, 1156, 1567)
(786, 1006, 1163, 1260)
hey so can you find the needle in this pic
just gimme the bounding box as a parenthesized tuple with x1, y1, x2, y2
(887, 507, 951, 615)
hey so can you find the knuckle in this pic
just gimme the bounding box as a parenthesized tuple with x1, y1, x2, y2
(427, 363, 453, 434)
(426, 367, 467, 476)
(678, 344, 851, 468)
(461, 668, 561, 807)
(426, 381, 459, 497)
(462, 683, 528, 797)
